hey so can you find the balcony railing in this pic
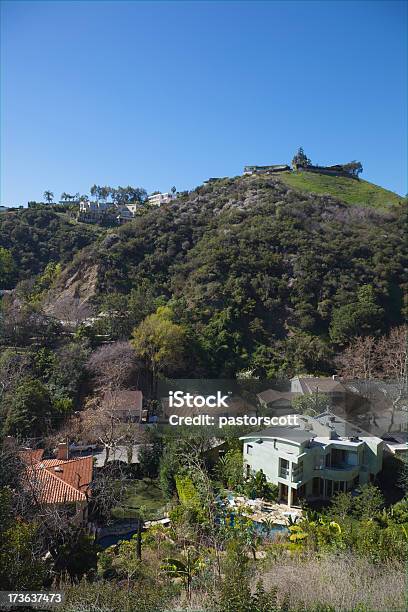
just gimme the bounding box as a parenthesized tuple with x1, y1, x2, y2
(326, 463, 358, 471)
(291, 466, 303, 482)
(279, 465, 303, 482)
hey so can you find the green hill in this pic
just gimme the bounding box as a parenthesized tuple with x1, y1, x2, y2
(43, 173, 406, 378)
(276, 170, 403, 209)
(0, 207, 104, 287)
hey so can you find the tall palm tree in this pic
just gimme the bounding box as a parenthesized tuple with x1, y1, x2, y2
(43, 190, 54, 204)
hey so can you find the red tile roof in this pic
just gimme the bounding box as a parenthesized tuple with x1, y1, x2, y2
(22, 453, 93, 505)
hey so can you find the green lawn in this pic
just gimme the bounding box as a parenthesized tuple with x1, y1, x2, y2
(111, 478, 167, 520)
(277, 170, 403, 209)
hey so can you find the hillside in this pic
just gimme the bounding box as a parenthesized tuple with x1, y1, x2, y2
(0, 207, 104, 287)
(44, 174, 407, 377)
(276, 170, 403, 209)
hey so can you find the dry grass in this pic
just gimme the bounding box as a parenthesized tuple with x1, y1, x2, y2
(261, 553, 406, 611)
(168, 553, 406, 611)
(167, 590, 215, 611)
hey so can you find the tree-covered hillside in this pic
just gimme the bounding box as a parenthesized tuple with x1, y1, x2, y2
(45, 174, 406, 377)
(0, 207, 104, 287)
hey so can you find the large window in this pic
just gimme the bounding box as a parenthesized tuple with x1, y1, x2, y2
(333, 480, 346, 493)
(279, 458, 290, 479)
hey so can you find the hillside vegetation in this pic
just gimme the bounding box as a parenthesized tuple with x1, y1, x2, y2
(277, 170, 403, 209)
(42, 173, 406, 377)
(0, 207, 104, 287)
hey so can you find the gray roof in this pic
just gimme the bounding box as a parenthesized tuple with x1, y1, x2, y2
(240, 426, 314, 444)
(312, 411, 363, 437)
(293, 376, 345, 394)
(382, 432, 408, 445)
(257, 389, 300, 404)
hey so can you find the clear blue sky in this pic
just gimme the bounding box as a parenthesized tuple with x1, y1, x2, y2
(1, 0, 407, 206)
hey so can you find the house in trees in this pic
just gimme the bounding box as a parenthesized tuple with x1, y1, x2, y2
(115, 205, 135, 224)
(79, 200, 111, 214)
(241, 412, 383, 508)
(290, 375, 347, 404)
(243, 150, 363, 179)
(291, 148, 363, 178)
(20, 444, 94, 525)
(103, 389, 144, 422)
(78, 200, 140, 224)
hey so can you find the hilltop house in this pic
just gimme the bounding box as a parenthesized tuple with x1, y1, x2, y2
(79, 200, 111, 214)
(147, 192, 176, 206)
(115, 205, 135, 224)
(243, 165, 290, 175)
(243, 150, 362, 179)
(78, 200, 139, 224)
(241, 412, 383, 507)
(292, 161, 363, 178)
(20, 444, 94, 525)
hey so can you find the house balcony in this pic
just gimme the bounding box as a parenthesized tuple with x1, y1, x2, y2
(318, 464, 360, 481)
(279, 465, 303, 483)
(291, 465, 303, 483)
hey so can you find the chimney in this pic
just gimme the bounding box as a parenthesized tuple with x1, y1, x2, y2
(56, 442, 69, 460)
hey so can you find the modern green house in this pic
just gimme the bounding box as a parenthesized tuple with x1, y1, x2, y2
(240, 412, 383, 507)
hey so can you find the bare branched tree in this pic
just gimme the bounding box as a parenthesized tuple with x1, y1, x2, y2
(0, 349, 30, 402)
(337, 327, 408, 431)
(377, 326, 408, 428)
(337, 335, 377, 380)
(86, 341, 141, 393)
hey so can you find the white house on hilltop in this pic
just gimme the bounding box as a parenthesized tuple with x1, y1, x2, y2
(147, 192, 176, 206)
(241, 412, 383, 507)
(79, 200, 111, 214)
(79, 200, 139, 224)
